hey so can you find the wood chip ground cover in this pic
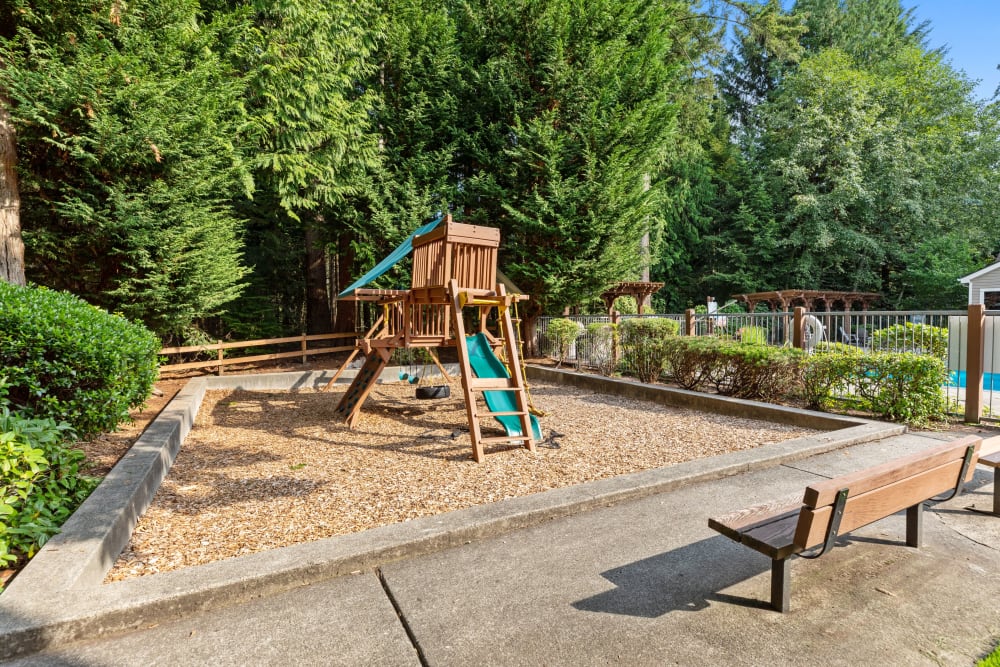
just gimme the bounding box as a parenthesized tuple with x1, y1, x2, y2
(107, 381, 816, 580)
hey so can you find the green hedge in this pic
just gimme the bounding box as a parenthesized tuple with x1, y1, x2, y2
(801, 349, 947, 425)
(662, 336, 725, 391)
(0, 283, 160, 437)
(869, 322, 948, 358)
(619, 318, 680, 383)
(1, 384, 98, 572)
(657, 336, 945, 425)
(662, 337, 804, 401)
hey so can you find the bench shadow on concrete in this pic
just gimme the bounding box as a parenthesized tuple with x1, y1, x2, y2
(572, 535, 773, 617)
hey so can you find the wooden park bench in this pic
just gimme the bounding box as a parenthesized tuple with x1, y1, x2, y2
(709, 435, 982, 612)
(968, 436, 1000, 516)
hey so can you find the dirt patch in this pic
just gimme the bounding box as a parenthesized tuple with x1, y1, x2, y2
(106, 379, 816, 580)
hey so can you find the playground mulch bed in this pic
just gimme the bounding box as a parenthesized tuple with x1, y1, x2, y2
(105, 380, 816, 581)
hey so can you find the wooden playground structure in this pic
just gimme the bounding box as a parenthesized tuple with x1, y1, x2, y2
(326, 214, 541, 463)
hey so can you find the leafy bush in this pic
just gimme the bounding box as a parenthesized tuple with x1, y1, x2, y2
(869, 322, 948, 358)
(545, 318, 584, 367)
(619, 318, 680, 383)
(736, 325, 768, 345)
(710, 344, 805, 400)
(663, 337, 803, 401)
(855, 353, 947, 425)
(583, 322, 617, 376)
(802, 348, 947, 425)
(663, 336, 726, 391)
(0, 384, 99, 572)
(0, 283, 160, 437)
(800, 350, 857, 409)
(613, 295, 639, 314)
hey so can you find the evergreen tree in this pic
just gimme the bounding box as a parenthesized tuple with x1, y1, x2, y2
(218, 0, 384, 337)
(755, 44, 999, 306)
(0, 0, 252, 338)
(446, 0, 692, 332)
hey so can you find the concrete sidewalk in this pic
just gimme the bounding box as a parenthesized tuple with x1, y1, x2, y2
(4, 429, 1000, 666)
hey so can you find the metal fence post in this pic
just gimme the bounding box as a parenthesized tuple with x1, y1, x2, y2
(965, 303, 985, 423)
(301, 333, 308, 365)
(685, 309, 696, 337)
(611, 310, 621, 365)
(793, 307, 805, 349)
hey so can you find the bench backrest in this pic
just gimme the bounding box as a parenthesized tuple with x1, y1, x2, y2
(793, 435, 981, 550)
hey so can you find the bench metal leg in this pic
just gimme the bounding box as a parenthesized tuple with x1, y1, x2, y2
(994, 469, 1000, 515)
(771, 558, 790, 613)
(906, 502, 923, 548)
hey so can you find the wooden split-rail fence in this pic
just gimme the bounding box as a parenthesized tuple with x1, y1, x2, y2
(159, 332, 356, 375)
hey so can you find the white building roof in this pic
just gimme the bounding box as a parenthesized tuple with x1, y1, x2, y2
(958, 260, 1000, 284)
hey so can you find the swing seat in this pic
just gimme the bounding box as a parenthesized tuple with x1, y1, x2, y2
(415, 385, 450, 400)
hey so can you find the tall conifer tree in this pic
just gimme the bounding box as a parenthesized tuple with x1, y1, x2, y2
(0, 0, 252, 337)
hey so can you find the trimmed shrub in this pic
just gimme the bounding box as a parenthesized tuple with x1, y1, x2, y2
(619, 318, 679, 383)
(869, 322, 948, 358)
(663, 337, 803, 401)
(802, 348, 947, 425)
(711, 343, 805, 400)
(800, 344, 865, 408)
(545, 318, 584, 367)
(583, 322, 617, 376)
(663, 336, 725, 391)
(855, 353, 947, 425)
(0, 383, 99, 571)
(0, 283, 160, 437)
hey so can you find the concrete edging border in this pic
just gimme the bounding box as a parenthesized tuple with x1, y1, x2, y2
(0, 366, 905, 659)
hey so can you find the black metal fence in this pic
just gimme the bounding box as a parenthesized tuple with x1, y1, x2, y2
(536, 309, 999, 421)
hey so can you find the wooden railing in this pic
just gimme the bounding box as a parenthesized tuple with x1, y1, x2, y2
(159, 332, 356, 375)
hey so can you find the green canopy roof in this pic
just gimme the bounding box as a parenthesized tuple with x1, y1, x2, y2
(337, 214, 444, 299)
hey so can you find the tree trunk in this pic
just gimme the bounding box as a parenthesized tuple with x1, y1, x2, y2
(0, 98, 25, 286)
(522, 300, 543, 358)
(333, 233, 357, 333)
(305, 223, 332, 334)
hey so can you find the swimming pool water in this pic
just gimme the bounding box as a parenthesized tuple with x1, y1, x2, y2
(947, 371, 1000, 391)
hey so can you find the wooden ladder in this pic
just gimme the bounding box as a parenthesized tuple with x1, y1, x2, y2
(449, 279, 536, 463)
(333, 349, 391, 428)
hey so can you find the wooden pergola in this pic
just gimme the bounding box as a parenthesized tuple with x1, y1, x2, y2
(600, 281, 664, 315)
(733, 290, 881, 313)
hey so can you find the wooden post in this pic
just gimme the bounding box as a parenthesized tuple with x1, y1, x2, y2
(965, 303, 986, 424)
(217, 341, 224, 376)
(685, 309, 696, 337)
(793, 307, 805, 350)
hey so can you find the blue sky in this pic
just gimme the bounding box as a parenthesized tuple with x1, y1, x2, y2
(903, 0, 999, 100)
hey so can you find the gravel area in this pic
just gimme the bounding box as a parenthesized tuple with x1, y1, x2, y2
(107, 380, 816, 581)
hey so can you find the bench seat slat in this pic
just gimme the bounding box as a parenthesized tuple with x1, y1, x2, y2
(978, 450, 1000, 468)
(709, 494, 803, 559)
(739, 511, 801, 560)
(795, 456, 974, 549)
(803, 436, 980, 507)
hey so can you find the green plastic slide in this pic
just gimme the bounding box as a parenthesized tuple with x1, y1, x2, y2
(465, 332, 543, 441)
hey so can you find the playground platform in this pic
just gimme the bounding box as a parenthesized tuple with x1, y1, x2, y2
(1, 371, 999, 665)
